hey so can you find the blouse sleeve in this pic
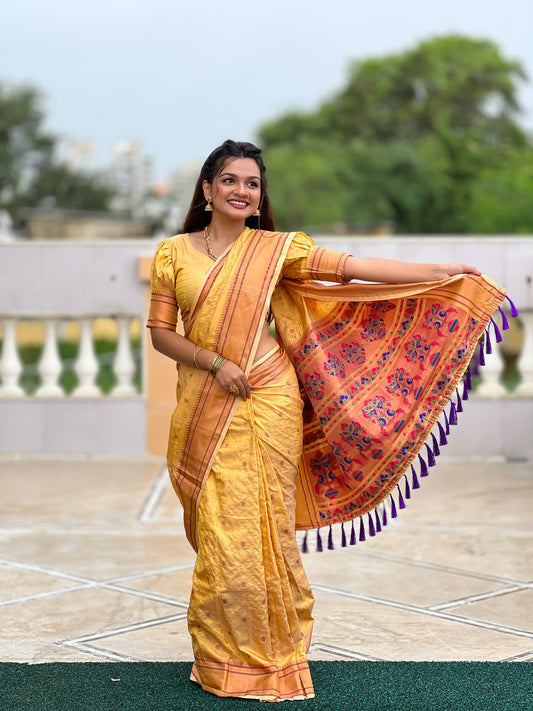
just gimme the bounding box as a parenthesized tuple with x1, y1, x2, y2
(146, 239, 179, 331)
(281, 232, 350, 282)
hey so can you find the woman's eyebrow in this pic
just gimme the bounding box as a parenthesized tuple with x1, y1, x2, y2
(220, 172, 261, 180)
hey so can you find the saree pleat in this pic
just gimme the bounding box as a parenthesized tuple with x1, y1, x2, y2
(188, 348, 315, 701)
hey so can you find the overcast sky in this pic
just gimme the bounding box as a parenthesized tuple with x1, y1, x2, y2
(2, 0, 532, 180)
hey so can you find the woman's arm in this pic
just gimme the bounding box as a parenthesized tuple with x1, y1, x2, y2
(150, 328, 251, 399)
(343, 256, 481, 284)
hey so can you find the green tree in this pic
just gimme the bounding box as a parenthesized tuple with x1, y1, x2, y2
(260, 35, 530, 233)
(0, 82, 113, 220)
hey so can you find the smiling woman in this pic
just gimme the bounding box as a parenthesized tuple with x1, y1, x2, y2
(146, 139, 507, 702)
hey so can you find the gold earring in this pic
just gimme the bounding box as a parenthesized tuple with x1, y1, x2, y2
(254, 208, 261, 217)
(205, 197, 213, 212)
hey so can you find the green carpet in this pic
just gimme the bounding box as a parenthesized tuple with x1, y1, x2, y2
(1, 661, 531, 710)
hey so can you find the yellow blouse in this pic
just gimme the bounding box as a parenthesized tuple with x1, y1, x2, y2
(147, 230, 349, 331)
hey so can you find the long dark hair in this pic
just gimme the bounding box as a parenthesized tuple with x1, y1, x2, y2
(181, 140, 275, 233)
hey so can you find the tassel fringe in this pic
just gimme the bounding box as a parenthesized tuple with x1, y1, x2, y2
(300, 297, 518, 553)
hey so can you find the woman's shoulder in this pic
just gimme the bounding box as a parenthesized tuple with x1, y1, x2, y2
(157, 233, 192, 254)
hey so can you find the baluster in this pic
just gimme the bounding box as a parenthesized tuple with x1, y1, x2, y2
(515, 310, 533, 396)
(35, 318, 64, 397)
(476, 333, 507, 397)
(72, 318, 100, 397)
(0, 318, 25, 397)
(111, 316, 137, 396)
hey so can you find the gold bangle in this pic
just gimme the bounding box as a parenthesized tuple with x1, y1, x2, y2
(209, 354, 227, 377)
(193, 345, 201, 369)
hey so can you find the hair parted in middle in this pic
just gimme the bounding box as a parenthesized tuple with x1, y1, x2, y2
(181, 139, 275, 233)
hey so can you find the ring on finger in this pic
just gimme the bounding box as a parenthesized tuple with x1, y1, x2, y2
(228, 384, 239, 395)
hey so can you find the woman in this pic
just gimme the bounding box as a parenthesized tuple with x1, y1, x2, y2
(147, 140, 506, 701)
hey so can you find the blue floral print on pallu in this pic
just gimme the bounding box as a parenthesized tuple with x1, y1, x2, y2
(423, 303, 458, 337)
(397, 299, 418, 335)
(362, 395, 405, 436)
(339, 342, 366, 365)
(330, 442, 353, 472)
(310, 452, 338, 497)
(324, 353, 346, 378)
(360, 315, 387, 342)
(386, 367, 421, 404)
(304, 371, 326, 400)
(404, 335, 440, 370)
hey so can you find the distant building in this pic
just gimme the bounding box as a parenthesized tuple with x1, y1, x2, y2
(64, 140, 99, 175)
(108, 141, 152, 215)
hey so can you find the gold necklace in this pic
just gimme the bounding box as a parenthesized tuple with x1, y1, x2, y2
(204, 225, 217, 261)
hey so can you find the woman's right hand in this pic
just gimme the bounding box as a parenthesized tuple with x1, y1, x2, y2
(216, 360, 251, 400)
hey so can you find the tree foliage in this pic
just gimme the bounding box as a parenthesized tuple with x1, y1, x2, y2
(259, 35, 531, 233)
(0, 83, 113, 220)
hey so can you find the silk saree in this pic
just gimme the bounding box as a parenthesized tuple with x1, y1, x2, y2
(147, 227, 509, 701)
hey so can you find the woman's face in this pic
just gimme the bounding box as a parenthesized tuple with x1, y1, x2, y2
(203, 157, 261, 222)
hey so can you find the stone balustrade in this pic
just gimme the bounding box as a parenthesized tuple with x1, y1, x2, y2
(0, 236, 531, 457)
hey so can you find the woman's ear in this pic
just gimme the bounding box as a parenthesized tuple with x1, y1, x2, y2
(202, 179, 211, 202)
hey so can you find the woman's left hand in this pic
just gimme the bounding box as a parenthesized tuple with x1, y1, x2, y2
(433, 263, 482, 280)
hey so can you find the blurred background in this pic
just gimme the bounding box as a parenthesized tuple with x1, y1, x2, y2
(0, 0, 532, 456)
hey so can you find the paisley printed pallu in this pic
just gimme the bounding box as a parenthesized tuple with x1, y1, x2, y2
(271, 273, 515, 548)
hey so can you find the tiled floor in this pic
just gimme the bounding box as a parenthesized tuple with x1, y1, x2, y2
(1, 457, 532, 663)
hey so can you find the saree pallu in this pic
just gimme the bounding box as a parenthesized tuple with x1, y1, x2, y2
(271, 274, 508, 535)
(188, 346, 315, 701)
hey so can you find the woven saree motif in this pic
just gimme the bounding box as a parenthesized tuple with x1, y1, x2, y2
(272, 275, 514, 541)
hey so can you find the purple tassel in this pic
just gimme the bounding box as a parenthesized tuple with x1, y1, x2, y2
(302, 531, 308, 553)
(328, 525, 335, 550)
(411, 464, 420, 489)
(316, 529, 323, 552)
(359, 517, 366, 542)
(456, 390, 463, 413)
(506, 295, 518, 318)
(368, 512, 376, 536)
(443, 409, 450, 436)
(478, 339, 485, 366)
(462, 379, 469, 401)
(498, 307, 509, 331)
(418, 453, 429, 477)
(465, 366, 472, 392)
(449, 401, 458, 426)
(350, 519, 356, 545)
(431, 433, 440, 457)
(374, 509, 382, 533)
(341, 522, 347, 547)
(390, 495, 398, 519)
(425, 442, 436, 467)
(404, 476, 411, 499)
(491, 317, 503, 343)
(438, 420, 448, 446)
(485, 328, 493, 355)
(397, 485, 406, 509)
(382, 506, 388, 527)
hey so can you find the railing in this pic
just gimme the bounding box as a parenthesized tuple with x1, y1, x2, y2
(0, 236, 531, 457)
(0, 315, 141, 398)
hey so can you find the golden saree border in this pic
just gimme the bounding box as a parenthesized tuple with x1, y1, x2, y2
(191, 658, 314, 700)
(167, 228, 295, 551)
(272, 273, 507, 531)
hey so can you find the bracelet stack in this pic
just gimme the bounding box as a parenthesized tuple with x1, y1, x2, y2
(209, 354, 227, 377)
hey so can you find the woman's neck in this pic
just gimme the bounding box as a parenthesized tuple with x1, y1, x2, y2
(207, 216, 247, 250)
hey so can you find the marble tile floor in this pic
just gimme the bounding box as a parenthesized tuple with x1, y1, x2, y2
(0, 457, 532, 664)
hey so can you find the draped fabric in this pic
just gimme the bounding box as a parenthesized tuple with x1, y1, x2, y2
(147, 228, 507, 701)
(272, 275, 507, 532)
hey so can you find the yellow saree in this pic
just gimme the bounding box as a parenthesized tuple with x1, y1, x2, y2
(147, 227, 510, 701)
